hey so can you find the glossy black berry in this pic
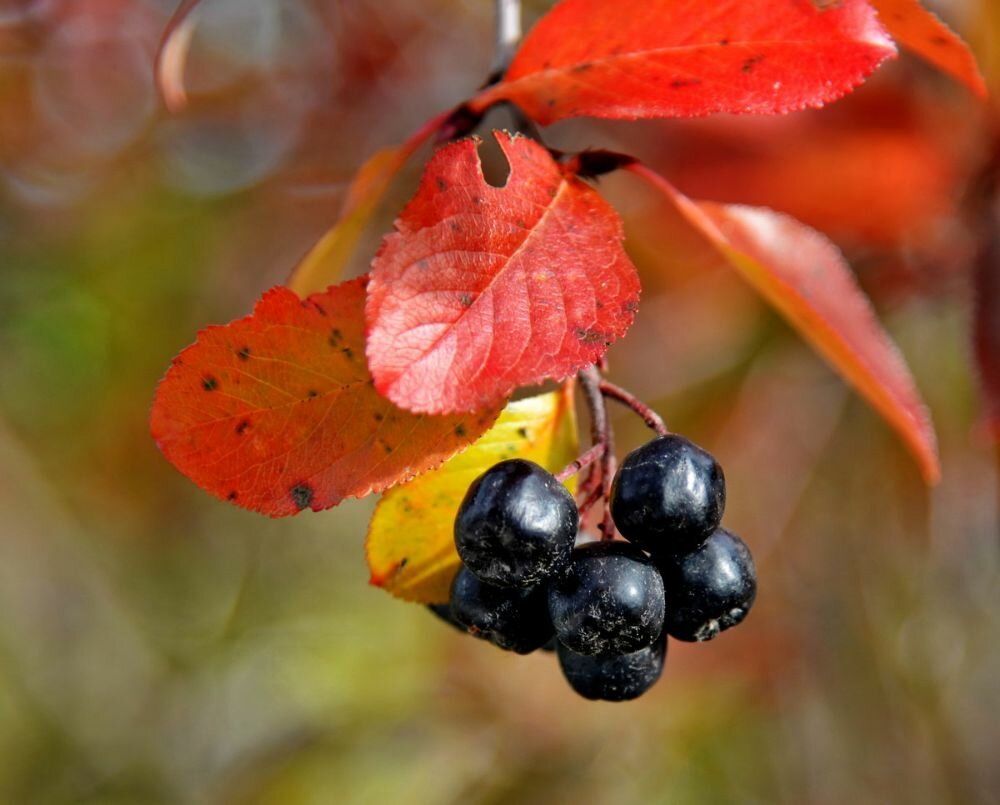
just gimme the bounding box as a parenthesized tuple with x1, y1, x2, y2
(449, 565, 553, 653)
(455, 458, 578, 588)
(548, 541, 665, 656)
(558, 632, 667, 701)
(610, 434, 725, 555)
(659, 528, 756, 642)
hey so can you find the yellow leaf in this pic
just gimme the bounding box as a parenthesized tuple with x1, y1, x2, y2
(365, 386, 579, 604)
(287, 147, 409, 297)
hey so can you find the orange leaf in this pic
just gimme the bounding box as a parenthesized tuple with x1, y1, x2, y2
(628, 163, 940, 483)
(150, 277, 501, 516)
(871, 0, 987, 98)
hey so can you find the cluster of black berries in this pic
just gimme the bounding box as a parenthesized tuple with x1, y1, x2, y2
(432, 434, 757, 702)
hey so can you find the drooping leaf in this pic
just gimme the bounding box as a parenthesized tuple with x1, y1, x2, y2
(366, 386, 578, 604)
(366, 130, 640, 414)
(472, 0, 896, 124)
(628, 163, 940, 483)
(870, 0, 987, 98)
(287, 110, 451, 296)
(150, 277, 501, 517)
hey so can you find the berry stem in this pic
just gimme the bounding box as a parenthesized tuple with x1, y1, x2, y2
(556, 442, 605, 482)
(578, 365, 617, 540)
(598, 380, 669, 437)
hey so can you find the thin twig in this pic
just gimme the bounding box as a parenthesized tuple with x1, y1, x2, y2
(599, 380, 669, 437)
(487, 0, 522, 85)
(556, 442, 605, 482)
(578, 365, 617, 540)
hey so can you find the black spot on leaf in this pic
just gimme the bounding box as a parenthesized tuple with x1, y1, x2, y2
(237, 346, 251, 361)
(202, 376, 218, 391)
(290, 484, 314, 510)
(235, 419, 250, 435)
(742, 55, 765, 73)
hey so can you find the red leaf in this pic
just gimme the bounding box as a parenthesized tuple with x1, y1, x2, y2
(150, 277, 501, 516)
(366, 131, 640, 414)
(870, 0, 987, 98)
(628, 163, 940, 483)
(473, 0, 896, 124)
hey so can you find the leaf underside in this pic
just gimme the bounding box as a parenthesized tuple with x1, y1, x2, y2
(632, 166, 940, 482)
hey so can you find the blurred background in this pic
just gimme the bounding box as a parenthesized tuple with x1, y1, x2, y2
(1, 0, 999, 802)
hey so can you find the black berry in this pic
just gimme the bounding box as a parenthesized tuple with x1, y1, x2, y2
(659, 528, 756, 642)
(548, 541, 665, 656)
(558, 632, 667, 701)
(449, 565, 553, 653)
(610, 434, 725, 555)
(455, 458, 578, 588)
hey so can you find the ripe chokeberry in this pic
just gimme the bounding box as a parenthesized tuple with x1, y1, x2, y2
(455, 458, 578, 588)
(450, 565, 553, 653)
(658, 528, 756, 642)
(610, 434, 725, 555)
(558, 632, 667, 701)
(548, 541, 665, 656)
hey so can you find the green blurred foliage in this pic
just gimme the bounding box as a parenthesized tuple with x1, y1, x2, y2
(0, 1, 998, 803)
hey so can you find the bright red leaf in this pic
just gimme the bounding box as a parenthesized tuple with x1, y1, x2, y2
(366, 131, 640, 414)
(628, 163, 940, 483)
(870, 0, 987, 98)
(472, 0, 896, 124)
(150, 277, 501, 516)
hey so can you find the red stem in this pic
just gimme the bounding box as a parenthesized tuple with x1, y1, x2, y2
(556, 442, 605, 482)
(578, 365, 617, 540)
(599, 380, 669, 437)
